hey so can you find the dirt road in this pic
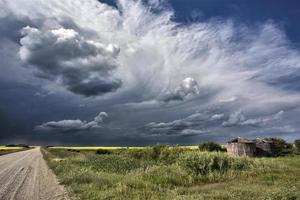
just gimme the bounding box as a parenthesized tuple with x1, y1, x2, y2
(0, 148, 69, 200)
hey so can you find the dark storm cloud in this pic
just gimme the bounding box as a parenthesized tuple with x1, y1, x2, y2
(19, 26, 122, 97)
(0, 15, 29, 42)
(36, 112, 108, 132)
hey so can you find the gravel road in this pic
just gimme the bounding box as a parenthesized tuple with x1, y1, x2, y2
(0, 148, 69, 200)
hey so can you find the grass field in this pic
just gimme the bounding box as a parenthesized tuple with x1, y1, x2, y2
(42, 146, 300, 200)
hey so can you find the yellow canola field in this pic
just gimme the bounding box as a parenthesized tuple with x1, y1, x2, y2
(0, 146, 23, 150)
(49, 146, 199, 150)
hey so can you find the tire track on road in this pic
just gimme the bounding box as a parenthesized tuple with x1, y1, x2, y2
(0, 148, 69, 200)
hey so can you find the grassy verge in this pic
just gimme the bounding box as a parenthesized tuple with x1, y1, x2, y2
(42, 147, 300, 200)
(0, 149, 23, 156)
(0, 146, 31, 156)
(0, 146, 24, 150)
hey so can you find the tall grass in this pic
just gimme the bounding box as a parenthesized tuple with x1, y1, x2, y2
(178, 151, 255, 182)
(42, 147, 300, 200)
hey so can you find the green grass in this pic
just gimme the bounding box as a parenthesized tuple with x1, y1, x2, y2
(42, 147, 300, 200)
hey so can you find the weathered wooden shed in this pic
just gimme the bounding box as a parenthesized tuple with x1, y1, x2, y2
(255, 138, 278, 156)
(226, 138, 256, 157)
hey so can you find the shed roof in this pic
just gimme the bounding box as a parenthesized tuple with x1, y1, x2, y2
(255, 138, 276, 143)
(228, 137, 255, 144)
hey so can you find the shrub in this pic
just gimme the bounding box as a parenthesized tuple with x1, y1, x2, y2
(156, 145, 185, 164)
(294, 139, 300, 152)
(198, 142, 222, 152)
(96, 149, 112, 155)
(264, 137, 293, 155)
(151, 144, 169, 159)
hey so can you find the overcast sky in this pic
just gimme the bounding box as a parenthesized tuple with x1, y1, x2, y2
(0, 0, 300, 145)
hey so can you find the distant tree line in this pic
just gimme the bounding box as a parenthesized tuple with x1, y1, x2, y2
(6, 144, 30, 148)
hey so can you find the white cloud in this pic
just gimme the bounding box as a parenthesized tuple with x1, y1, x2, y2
(180, 129, 210, 136)
(219, 96, 237, 103)
(222, 110, 284, 127)
(36, 112, 108, 132)
(240, 110, 284, 126)
(142, 112, 218, 135)
(94, 112, 108, 123)
(162, 77, 200, 102)
(211, 114, 225, 120)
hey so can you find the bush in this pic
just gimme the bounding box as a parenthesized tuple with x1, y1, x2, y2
(198, 142, 222, 152)
(294, 139, 300, 152)
(156, 145, 185, 164)
(96, 149, 112, 155)
(264, 138, 293, 155)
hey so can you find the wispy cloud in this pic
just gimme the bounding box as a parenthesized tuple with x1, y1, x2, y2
(222, 110, 284, 127)
(141, 110, 285, 136)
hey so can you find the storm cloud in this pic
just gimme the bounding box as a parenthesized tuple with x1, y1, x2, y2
(0, 0, 300, 144)
(20, 26, 121, 96)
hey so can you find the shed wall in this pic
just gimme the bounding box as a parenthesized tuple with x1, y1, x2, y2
(227, 143, 256, 157)
(255, 142, 277, 156)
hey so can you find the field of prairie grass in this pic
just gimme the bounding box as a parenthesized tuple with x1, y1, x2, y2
(42, 146, 300, 200)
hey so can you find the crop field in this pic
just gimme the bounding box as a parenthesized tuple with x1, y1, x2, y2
(48, 146, 200, 150)
(0, 146, 26, 156)
(0, 146, 23, 150)
(42, 146, 300, 200)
